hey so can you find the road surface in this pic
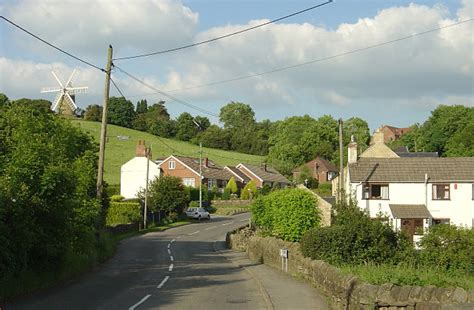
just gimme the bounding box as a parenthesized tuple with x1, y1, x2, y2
(8, 213, 328, 309)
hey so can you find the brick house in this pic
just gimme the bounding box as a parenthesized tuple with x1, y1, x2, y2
(292, 157, 338, 184)
(158, 155, 233, 191)
(235, 163, 291, 188)
(376, 125, 411, 144)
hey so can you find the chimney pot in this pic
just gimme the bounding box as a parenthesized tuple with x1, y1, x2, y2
(348, 137, 358, 164)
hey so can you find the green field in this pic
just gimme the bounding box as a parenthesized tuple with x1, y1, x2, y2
(70, 120, 265, 185)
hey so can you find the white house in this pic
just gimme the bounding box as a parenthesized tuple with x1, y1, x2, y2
(343, 134, 474, 241)
(120, 141, 161, 199)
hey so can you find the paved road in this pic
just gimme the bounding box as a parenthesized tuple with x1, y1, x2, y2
(8, 213, 328, 309)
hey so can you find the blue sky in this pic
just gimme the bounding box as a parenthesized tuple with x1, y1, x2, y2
(0, 0, 472, 130)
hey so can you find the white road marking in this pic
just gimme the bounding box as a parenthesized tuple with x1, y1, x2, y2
(170, 255, 174, 261)
(167, 244, 171, 249)
(188, 231, 200, 235)
(222, 222, 234, 226)
(205, 226, 217, 230)
(171, 239, 176, 243)
(157, 276, 170, 289)
(128, 294, 151, 310)
(240, 219, 249, 222)
(167, 249, 171, 255)
(169, 264, 174, 272)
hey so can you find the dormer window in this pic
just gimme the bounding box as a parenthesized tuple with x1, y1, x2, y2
(169, 160, 176, 170)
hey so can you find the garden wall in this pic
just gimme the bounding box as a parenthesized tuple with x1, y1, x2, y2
(211, 200, 251, 207)
(226, 228, 474, 309)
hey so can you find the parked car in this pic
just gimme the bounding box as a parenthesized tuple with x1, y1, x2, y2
(185, 207, 211, 220)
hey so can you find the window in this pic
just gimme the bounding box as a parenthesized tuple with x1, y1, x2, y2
(362, 184, 389, 200)
(432, 184, 450, 200)
(433, 218, 450, 225)
(208, 179, 216, 190)
(182, 178, 195, 187)
(168, 160, 176, 170)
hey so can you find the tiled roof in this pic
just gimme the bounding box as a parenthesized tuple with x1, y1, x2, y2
(173, 156, 233, 181)
(240, 164, 290, 184)
(225, 166, 251, 183)
(389, 204, 430, 219)
(396, 151, 439, 158)
(349, 157, 474, 183)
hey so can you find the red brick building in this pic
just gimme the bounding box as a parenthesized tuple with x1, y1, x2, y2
(292, 157, 338, 184)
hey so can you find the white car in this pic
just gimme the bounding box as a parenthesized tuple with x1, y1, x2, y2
(185, 207, 211, 220)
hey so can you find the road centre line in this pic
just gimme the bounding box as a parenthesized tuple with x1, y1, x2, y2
(205, 226, 217, 230)
(157, 276, 170, 289)
(167, 244, 170, 249)
(222, 222, 234, 226)
(167, 249, 171, 255)
(171, 239, 176, 243)
(188, 231, 200, 235)
(169, 264, 174, 272)
(170, 255, 174, 261)
(128, 294, 151, 310)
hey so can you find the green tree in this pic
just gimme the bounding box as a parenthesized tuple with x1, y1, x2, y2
(136, 99, 148, 114)
(418, 105, 473, 155)
(193, 125, 231, 149)
(241, 180, 257, 199)
(226, 177, 238, 194)
(108, 97, 135, 128)
(145, 176, 187, 215)
(343, 117, 370, 148)
(0, 93, 9, 106)
(84, 104, 103, 121)
(194, 116, 210, 131)
(219, 101, 256, 129)
(175, 112, 198, 141)
(145, 102, 175, 137)
(12, 98, 52, 113)
(444, 117, 474, 157)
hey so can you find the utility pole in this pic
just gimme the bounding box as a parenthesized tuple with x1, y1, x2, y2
(199, 142, 202, 209)
(338, 118, 344, 203)
(97, 45, 113, 198)
(144, 145, 150, 229)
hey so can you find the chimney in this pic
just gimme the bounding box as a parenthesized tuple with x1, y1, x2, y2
(262, 163, 267, 171)
(348, 135, 358, 164)
(136, 140, 146, 157)
(372, 129, 385, 144)
(203, 157, 209, 168)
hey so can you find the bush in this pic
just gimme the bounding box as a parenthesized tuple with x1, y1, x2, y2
(300, 204, 407, 265)
(241, 180, 257, 199)
(226, 177, 238, 194)
(419, 224, 474, 273)
(222, 188, 231, 200)
(106, 202, 141, 226)
(110, 195, 124, 202)
(188, 201, 199, 209)
(251, 188, 320, 242)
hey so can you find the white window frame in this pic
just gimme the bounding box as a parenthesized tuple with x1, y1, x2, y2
(169, 160, 176, 170)
(183, 178, 195, 187)
(208, 178, 216, 190)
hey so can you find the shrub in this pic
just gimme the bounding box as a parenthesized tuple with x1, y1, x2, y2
(251, 188, 320, 242)
(301, 205, 407, 265)
(222, 188, 231, 200)
(106, 202, 141, 226)
(226, 177, 238, 194)
(419, 224, 474, 273)
(110, 195, 124, 202)
(188, 201, 199, 209)
(241, 180, 257, 199)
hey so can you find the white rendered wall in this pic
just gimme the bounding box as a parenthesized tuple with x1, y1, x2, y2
(120, 157, 160, 199)
(349, 182, 474, 228)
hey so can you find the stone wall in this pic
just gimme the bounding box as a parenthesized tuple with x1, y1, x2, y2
(211, 199, 251, 207)
(296, 184, 331, 227)
(226, 228, 474, 309)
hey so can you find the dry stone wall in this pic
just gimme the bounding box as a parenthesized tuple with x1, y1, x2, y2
(226, 228, 474, 309)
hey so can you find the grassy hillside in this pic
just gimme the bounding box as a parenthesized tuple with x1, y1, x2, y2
(70, 120, 265, 185)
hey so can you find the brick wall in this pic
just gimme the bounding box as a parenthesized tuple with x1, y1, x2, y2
(160, 157, 200, 186)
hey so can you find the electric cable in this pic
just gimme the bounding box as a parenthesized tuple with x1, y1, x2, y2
(113, 0, 333, 61)
(1, 15, 105, 72)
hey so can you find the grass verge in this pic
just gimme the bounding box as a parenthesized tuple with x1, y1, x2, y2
(340, 263, 474, 290)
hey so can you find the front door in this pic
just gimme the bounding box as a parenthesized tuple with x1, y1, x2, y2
(401, 218, 423, 241)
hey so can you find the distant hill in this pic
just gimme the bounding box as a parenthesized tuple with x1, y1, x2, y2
(70, 120, 265, 185)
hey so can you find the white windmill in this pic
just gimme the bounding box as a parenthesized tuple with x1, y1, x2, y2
(41, 69, 88, 115)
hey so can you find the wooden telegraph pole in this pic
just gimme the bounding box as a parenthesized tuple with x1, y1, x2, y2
(338, 118, 344, 203)
(97, 45, 113, 198)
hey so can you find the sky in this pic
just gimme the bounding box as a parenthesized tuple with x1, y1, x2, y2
(0, 0, 473, 130)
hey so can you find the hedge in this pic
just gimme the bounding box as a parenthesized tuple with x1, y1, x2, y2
(106, 202, 141, 227)
(251, 188, 320, 242)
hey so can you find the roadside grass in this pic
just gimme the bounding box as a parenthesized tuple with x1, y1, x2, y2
(340, 263, 474, 290)
(113, 220, 190, 241)
(70, 120, 264, 185)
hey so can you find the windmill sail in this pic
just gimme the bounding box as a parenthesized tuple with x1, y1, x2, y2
(41, 69, 88, 115)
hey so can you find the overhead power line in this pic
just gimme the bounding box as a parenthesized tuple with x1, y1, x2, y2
(123, 18, 473, 97)
(113, 0, 333, 61)
(114, 65, 220, 119)
(110, 77, 126, 98)
(1, 16, 105, 72)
